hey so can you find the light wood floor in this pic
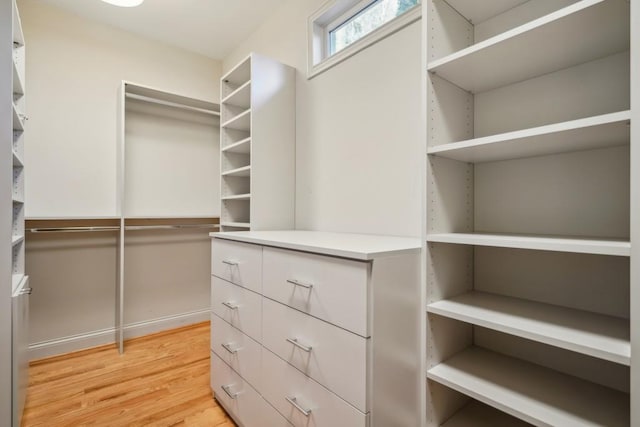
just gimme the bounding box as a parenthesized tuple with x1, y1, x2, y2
(22, 322, 236, 426)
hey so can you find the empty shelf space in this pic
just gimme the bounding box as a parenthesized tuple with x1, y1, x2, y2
(12, 103, 24, 131)
(442, 400, 532, 427)
(220, 222, 250, 228)
(221, 193, 251, 201)
(12, 58, 24, 96)
(12, 274, 25, 293)
(443, 0, 528, 25)
(12, 150, 23, 167)
(428, 291, 630, 365)
(221, 165, 251, 177)
(427, 0, 629, 93)
(11, 235, 24, 246)
(221, 108, 251, 131)
(222, 55, 251, 87)
(427, 111, 631, 163)
(428, 347, 629, 426)
(13, 3, 24, 47)
(221, 137, 251, 154)
(426, 233, 630, 257)
(221, 80, 251, 108)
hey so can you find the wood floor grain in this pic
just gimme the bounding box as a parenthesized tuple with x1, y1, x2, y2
(22, 322, 236, 427)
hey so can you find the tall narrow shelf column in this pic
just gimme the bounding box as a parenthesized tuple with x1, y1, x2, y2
(423, 0, 633, 425)
(219, 53, 295, 232)
(3, 0, 29, 424)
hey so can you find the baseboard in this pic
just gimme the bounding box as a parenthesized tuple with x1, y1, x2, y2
(28, 309, 210, 360)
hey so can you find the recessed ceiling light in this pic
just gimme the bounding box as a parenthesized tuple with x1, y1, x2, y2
(100, 0, 144, 7)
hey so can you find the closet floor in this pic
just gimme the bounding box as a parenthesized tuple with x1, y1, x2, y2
(21, 322, 236, 426)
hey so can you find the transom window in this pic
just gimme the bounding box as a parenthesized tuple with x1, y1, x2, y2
(308, 0, 421, 78)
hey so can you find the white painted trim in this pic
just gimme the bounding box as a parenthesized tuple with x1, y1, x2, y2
(28, 309, 210, 360)
(308, 5, 421, 79)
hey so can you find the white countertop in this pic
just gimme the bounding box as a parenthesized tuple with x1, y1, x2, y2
(210, 230, 421, 260)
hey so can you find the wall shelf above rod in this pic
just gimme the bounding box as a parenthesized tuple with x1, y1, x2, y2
(125, 93, 221, 116)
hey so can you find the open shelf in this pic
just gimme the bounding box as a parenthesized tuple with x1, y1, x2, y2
(428, 347, 629, 426)
(12, 103, 24, 131)
(12, 274, 24, 293)
(426, 233, 630, 257)
(12, 150, 23, 167)
(221, 193, 251, 201)
(222, 55, 251, 88)
(222, 137, 251, 154)
(443, 0, 528, 25)
(220, 222, 250, 228)
(222, 80, 251, 108)
(221, 108, 251, 131)
(442, 400, 532, 427)
(221, 165, 251, 177)
(428, 111, 631, 163)
(12, 1, 24, 47)
(11, 235, 24, 247)
(12, 57, 23, 96)
(427, 0, 629, 93)
(428, 291, 630, 365)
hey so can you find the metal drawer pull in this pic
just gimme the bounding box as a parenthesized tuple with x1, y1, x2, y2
(286, 396, 312, 417)
(221, 342, 239, 354)
(286, 279, 313, 289)
(286, 338, 312, 352)
(222, 301, 239, 310)
(221, 384, 240, 399)
(222, 259, 238, 266)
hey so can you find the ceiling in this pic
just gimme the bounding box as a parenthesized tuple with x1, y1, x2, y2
(39, 0, 289, 59)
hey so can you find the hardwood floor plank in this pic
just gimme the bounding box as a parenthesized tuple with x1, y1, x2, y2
(22, 322, 236, 426)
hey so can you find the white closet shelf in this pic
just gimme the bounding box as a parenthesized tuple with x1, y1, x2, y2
(12, 2, 24, 46)
(221, 193, 251, 201)
(12, 57, 24, 96)
(442, 400, 531, 427)
(427, 111, 631, 163)
(221, 109, 251, 131)
(428, 291, 630, 365)
(443, 0, 528, 25)
(221, 80, 251, 108)
(221, 137, 251, 154)
(12, 197, 24, 204)
(220, 222, 250, 228)
(12, 103, 24, 131)
(427, 0, 629, 93)
(427, 347, 629, 426)
(11, 235, 24, 246)
(12, 150, 23, 167)
(221, 165, 251, 177)
(221, 55, 251, 87)
(12, 274, 25, 293)
(426, 232, 630, 257)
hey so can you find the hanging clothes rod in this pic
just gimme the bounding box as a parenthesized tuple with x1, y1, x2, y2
(125, 93, 221, 116)
(125, 224, 219, 231)
(27, 226, 120, 233)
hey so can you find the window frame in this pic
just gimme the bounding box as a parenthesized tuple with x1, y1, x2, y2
(308, 0, 421, 79)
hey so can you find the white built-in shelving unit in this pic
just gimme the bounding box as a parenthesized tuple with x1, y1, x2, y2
(219, 53, 295, 232)
(423, 0, 635, 425)
(3, 0, 29, 424)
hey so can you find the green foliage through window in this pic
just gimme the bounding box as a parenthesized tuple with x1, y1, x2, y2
(329, 0, 419, 55)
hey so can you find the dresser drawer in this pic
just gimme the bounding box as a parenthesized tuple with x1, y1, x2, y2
(211, 314, 261, 389)
(261, 348, 368, 427)
(262, 298, 369, 412)
(212, 238, 262, 293)
(262, 247, 370, 336)
(211, 277, 261, 342)
(211, 351, 279, 427)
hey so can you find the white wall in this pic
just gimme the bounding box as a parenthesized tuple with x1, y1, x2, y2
(224, 0, 422, 237)
(19, 0, 222, 218)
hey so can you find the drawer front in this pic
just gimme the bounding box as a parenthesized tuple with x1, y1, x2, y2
(212, 238, 262, 293)
(211, 314, 261, 389)
(261, 348, 368, 427)
(211, 277, 262, 342)
(211, 351, 271, 427)
(262, 247, 370, 336)
(262, 298, 368, 412)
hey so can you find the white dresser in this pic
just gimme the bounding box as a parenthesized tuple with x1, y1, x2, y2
(209, 230, 422, 427)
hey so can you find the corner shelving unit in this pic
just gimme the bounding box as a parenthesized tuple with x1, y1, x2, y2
(424, 0, 634, 425)
(219, 53, 295, 232)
